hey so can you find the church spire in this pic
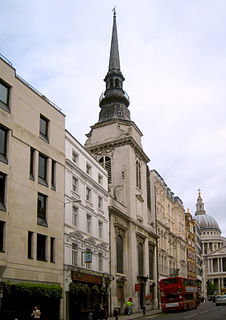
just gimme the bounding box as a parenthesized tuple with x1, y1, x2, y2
(195, 189, 206, 215)
(108, 8, 121, 73)
(98, 10, 130, 123)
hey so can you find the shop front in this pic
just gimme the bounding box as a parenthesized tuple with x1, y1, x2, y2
(0, 281, 62, 320)
(68, 270, 109, 320)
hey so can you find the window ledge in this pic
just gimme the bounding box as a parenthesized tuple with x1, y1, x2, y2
(37, 218, 48, 227)
(0, 202, 6, 212)
(39, 135, 49, 143)
(86, 200, 93, 207)
(0, 101, 10, 112)
(38, 178, 48, 188)
(0, 154, 8, 164)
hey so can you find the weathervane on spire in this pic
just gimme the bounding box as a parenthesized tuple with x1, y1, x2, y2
(112, 6, 116, 17)
(198, 188, 202, 196)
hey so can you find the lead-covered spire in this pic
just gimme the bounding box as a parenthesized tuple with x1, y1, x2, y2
(108, 8, 121, 73)
(98, 10, 130, 123)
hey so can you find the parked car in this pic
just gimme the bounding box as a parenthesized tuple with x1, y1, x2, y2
(215, 295, 226, 306)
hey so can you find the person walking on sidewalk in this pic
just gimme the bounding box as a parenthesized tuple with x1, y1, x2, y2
(113, 308, 118, 320)
(126, 299, 133, 315)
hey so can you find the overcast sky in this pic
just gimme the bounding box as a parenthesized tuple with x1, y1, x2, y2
(1, 0, 226, 236)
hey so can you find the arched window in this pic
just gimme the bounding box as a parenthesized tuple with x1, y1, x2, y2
(138, 242, 144, 276)
(136, 160, 141, 189)
(116, 235, 123, 273)
(99, 156, 112, 184)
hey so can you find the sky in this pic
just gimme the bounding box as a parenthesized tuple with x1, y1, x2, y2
(1, 0, 226, 236)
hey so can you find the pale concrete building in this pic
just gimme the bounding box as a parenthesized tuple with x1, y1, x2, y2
(85, 11, 158, 315)
(194, 191, 226, 297)
(64, 130, 110, 319)
(150, 170, 187, 280)
(0, 55, 65, 320)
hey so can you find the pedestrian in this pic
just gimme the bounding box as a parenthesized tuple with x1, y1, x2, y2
(113, 308, 118, 320)
(126, 299, 133, 315)
(31, 306, 41, 319)
(98, 304, 105, 320)
(103, 304, 108, 320)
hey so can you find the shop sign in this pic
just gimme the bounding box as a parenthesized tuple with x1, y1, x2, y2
(85, 251, 92, 263)
(135, 283, 141, 292)
(71, 272, 102, 284)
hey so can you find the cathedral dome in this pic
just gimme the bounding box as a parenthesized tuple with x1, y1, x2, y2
(194, 190, 221, 232)
(194, 214, 220, 231)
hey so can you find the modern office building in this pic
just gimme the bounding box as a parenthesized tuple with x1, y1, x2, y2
(0, 54, 65, 320)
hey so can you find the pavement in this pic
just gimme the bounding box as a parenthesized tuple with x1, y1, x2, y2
(108, 308, 162, 320)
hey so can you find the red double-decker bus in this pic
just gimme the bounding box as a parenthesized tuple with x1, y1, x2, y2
(160, 277, 200, 312)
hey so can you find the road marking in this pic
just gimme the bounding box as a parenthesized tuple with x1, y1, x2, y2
(184, 314, 198, 319)
(200, 310, 209, 313)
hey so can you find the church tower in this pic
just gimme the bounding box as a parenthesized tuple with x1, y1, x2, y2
(85, 10, 158, 314)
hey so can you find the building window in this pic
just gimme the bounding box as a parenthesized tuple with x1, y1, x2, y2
(99, 156, 111, 184)
(0, 172, 6, 211)
(136, 160, 141, 189)
(86, 214, 91, 233)
(149, 245, 154, 280)
(0, 125, 8, 164)
(29, 147, 35, 180)
(98, 196, 103, 210)
(51, 160, 56, 190)
(72, 176, 78, 193)
(98, 174, 103, 185)
(39, 115, 49, 142)
(98, 253, 103, 272)
(86, 163, 92, 175)
(37, 193, 47, 226)
(0, 221, 5, 252)
(0, 80, 10, 111)
(37, 234, 47, 261)
(72, 205, 78, 226)
(86, 187, 92, 202)
(98, 221, 103, 239)
(72, 243, 78, 266)
(28, 231, 33, 259)
(50, 237, 55, 263)
(138, 242, 144, 276)
(72, 150, 78, 163)
(38, 153, 48, 186)
(116, 235, 123, 273)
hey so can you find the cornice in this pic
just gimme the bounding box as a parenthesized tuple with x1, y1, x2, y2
(86, 135, 150, 163)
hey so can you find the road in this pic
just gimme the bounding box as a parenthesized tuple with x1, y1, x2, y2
(144, 303, 226, 320)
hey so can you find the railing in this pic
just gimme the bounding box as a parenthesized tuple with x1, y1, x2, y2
(99, 90, 130, 104)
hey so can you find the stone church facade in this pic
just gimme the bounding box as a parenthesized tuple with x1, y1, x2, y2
(85, 11, 158, 314)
